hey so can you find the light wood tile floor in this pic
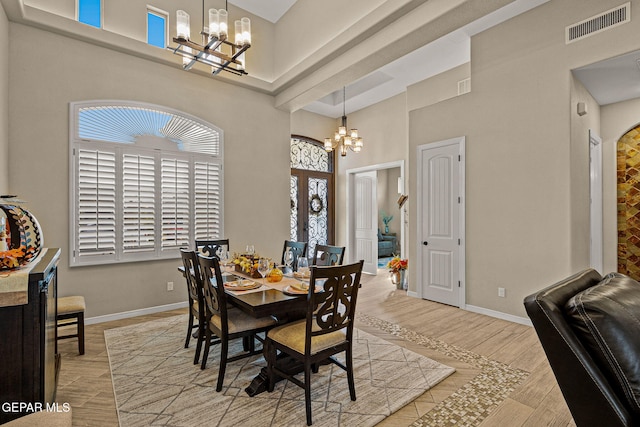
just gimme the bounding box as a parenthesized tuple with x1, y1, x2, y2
(55, 271, 574, 426)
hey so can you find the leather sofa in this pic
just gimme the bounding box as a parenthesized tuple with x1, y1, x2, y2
(524, 269, 640, 426)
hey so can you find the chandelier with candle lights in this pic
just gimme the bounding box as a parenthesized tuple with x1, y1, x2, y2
(324, 87, 364, 156)
(169, 0, 251, 76)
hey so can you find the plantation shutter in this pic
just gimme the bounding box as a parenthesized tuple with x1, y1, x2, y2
(71, 101, 224, 266)
(76, 148, 117, 257)
(194, 162, 222, 240)
(122, 153, 155, 252)
(161, 158, 190, 249)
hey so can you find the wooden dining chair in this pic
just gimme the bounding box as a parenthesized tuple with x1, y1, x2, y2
(312, 244, 345, 266)
(281, 240, 307, 270)
(265, 260, 364, 426)
(198, 254, 277, 391)
(180, 249, 210, 365)
(195, 238, 230, 258)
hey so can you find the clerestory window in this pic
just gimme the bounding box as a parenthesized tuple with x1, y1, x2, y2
(78, 0, 102, 28)
(69, 101, 224, 267)
(147, 7, 168, 49)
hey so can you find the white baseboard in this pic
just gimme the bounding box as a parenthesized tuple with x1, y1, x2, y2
(85, 301, 188, 325)
(464, 304, 532, 326)
(405, 292, 531, 326)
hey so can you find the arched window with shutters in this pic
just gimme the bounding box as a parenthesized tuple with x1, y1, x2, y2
(290, 135, 334, 255)
(70, 100, 224, 266)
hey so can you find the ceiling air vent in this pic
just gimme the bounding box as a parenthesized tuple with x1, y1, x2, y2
(566, 2, 630, 44)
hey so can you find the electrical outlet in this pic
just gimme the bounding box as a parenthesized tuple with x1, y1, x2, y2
(167, 281, 174, 291)
(498, 287, 505, 298)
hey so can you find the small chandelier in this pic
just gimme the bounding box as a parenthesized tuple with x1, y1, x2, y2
(169, 0, 251, 76)
(324, 87, 363, 156)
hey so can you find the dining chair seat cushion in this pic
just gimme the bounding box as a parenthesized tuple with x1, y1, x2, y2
(210, 308, 276, 334)
(58, 296, 86, 315)
(268, 319, 347, 355)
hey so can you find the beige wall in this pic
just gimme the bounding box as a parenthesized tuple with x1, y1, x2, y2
(7, 22, 290, 318)
(377, 167, 401, 236)
(290, 109, 335, 143)
(408, 62, 470, 111)
(274, 0, 384, 79)
(0, 4, 7, 194)
(408, 0, 640, 318)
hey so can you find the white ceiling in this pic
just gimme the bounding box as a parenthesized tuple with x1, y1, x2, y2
(573, 49, 640, 106)
(229, 0, 297, 24)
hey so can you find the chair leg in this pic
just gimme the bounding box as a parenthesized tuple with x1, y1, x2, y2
(216, 339, 228, 392)
(304, 361, 313, 426)
(201, 329, 211, 370)
(194, 322, 204, 365)
(78, 312, 85, 355)
(346, 347, 356, 401)
(185, 313, 194, 348)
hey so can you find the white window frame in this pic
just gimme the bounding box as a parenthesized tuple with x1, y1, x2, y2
(69, 100, 224, 267)
(146, 5, 169, 49)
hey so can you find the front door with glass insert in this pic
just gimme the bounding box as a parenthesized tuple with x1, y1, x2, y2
(290, 136, 334, 255)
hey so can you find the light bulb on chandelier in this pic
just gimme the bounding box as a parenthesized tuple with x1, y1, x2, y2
(324, 87, 364, 156)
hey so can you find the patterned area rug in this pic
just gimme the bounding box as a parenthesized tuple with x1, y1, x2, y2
(105, 315, 455, 427)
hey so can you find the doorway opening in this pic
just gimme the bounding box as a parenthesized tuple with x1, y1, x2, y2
(346, 161, 406, 275)
(616, 124, 640, 279)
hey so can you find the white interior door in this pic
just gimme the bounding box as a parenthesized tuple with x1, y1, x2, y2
(354, 171, 378, 274)
(590, 130, 603, 273)
(418, 138, 464, 307)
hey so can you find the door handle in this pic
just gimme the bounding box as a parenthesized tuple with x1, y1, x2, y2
(423, 241, 428, 246)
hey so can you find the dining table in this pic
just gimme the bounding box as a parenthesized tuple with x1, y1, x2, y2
(220, 268, 310, 322)
(178, 263, 315, 396)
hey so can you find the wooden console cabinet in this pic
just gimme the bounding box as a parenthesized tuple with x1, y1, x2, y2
(0, 248, 60, 423)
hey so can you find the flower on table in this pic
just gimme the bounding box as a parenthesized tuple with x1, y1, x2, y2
(386, 256, 407, 272)
(232, 254, 258, 273)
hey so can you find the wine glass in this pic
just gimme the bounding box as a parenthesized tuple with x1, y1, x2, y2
(218, 249, 232, 276)
(257, 257, 269, 286)
(284, 249, 294, 275)
(297, 256, 309, 277)
(245, 245, 255, 257)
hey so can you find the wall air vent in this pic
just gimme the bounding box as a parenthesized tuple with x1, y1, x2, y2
(457, 78, 471, 95)
(566, 2, 630, 44)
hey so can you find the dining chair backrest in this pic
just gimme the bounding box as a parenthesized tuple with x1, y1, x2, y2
(306, 261, 364, 350)
(281, 240, 308, 268)
(195, 239, 230, 258)
(198, 254, 229, 329)
(180, 249, 203, 306)
(312, 244, 345, 266)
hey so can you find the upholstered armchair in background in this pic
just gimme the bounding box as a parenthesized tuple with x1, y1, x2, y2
(378, 229, 396, 257)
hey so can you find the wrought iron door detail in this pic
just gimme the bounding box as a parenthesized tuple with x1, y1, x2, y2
(290, 136, 334, 249)
(307, 178, 328, 254)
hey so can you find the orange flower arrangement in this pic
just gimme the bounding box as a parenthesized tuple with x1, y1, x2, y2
(386, 256, 408, 273)
(0, 247, 26, 269)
